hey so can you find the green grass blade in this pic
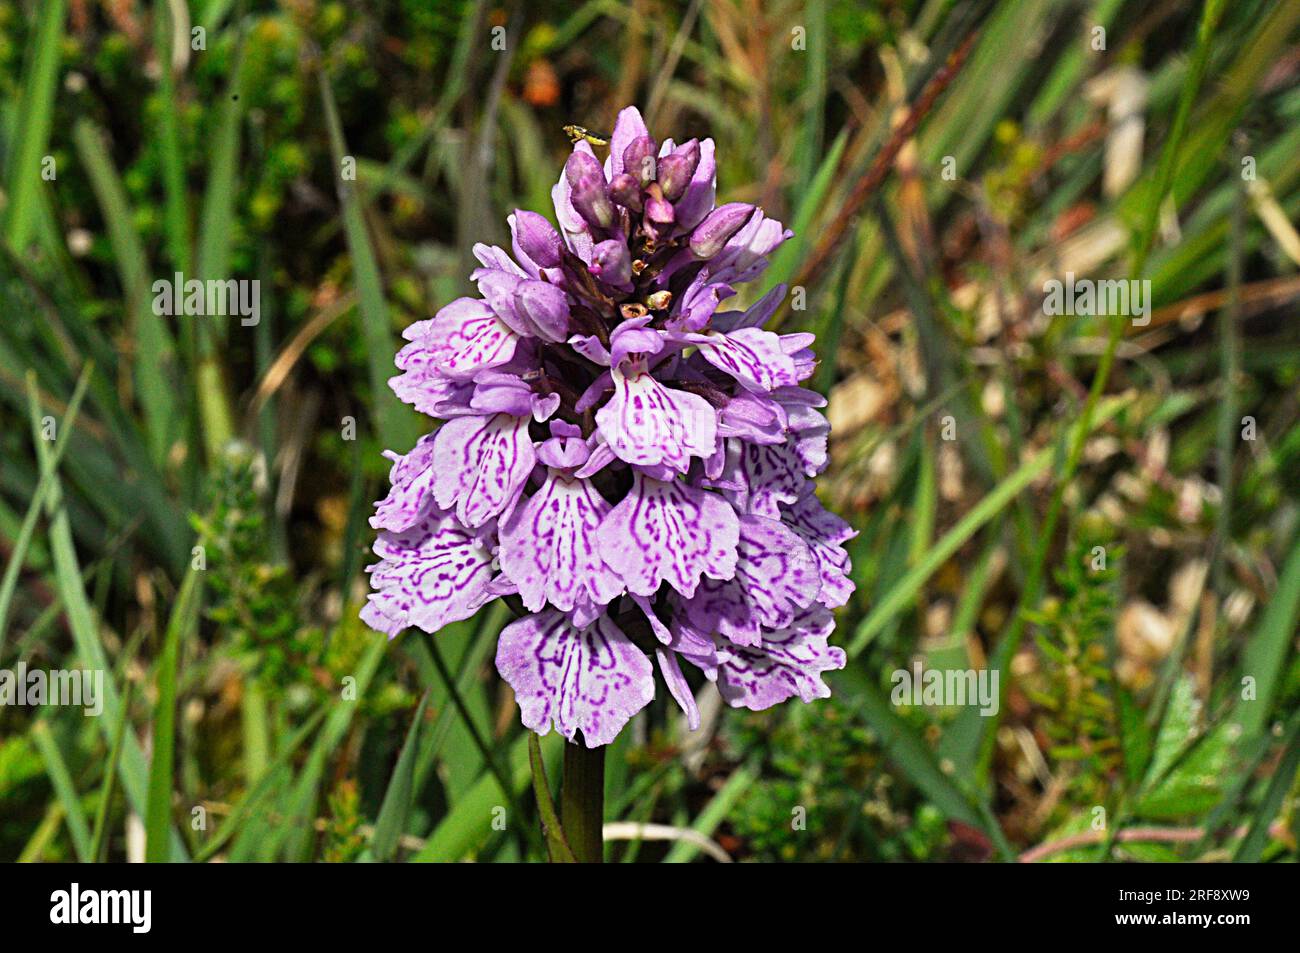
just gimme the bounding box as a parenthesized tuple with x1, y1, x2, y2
(528, 731, 576, 863)
(1234, 532, 1300, 739)
(72, 120, 178, 465)
(413, 730, 558, 862)
(0, 361, 92, 660)
(791, 0, 826, 197)
(25, 373, 189, 861)
(411, 603, 507, 797)
(663, 759, 759, 863)
(145, 565, 202, 862)
(811, 226, 857, 395)
(192, 706, 327, 862)
(89, 680, 134, 862)
(2, 0, 65, 251)
(190, 31, 247, 455)
(368, 691, 431, 862)
(853, 682, 982, 827)
(1128, 0, 1227, 276)
(30, 718, 93, 861)
(317, 70, 416, 452)
(194, 33, 247, 299)
(260, 637, 385, 861)
(848, 394, 1132, 657)
(422, 632, 530, 839)
(152, 0, 193, 276)
(1233, 709, 1300, 862)
(764, 128, 848, 294)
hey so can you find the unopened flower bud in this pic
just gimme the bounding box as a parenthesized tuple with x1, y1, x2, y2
(511, 210, 563, 269)
(656, 139, 700, 201)
(622, 136, 658, 187)
(515, 279, 570, 342)
(565, 151, 616, 230)
(689, 202, 753, 259)
(592, 239, 633, 287)
(608, 173, 643, 213)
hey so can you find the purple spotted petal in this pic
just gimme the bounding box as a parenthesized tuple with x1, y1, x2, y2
(683, 514, 820, 646)
(427, 297, 521, 379)
(668, 615, 721, 673)
(738, 440, 807, 517)
(785, 402, 830, 475)
(432, 413, 535, 528)
(474, 270, 532, 337)
(469, 371, 536, 417)
(657, 646, 700, 731)
(718, 391, 787, 445)
(608, 314, 664, 366)
(361, 508, 495, 638)
(782, 487, 857, 609)
(712, 607, 846, 711)
(371, 434, 437, 532)
(535, 420, 591, 470)
(597, 473, 738, 598)
(499, 471, 623, 613)
(670, 272, 736, 331)
(496, 609, 654, 747)
(390, 338, 474, 417)
(596, 366, 717, 472)
(680, 326, 799, 393)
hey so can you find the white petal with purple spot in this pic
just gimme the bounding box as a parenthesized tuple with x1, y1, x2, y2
(597, 473, 738, 598)
(361, 508, 496, 638)
(713, 607, 845, 711)
(495, 609, 654, 747)
(596, 366, 717, 472)
(432, 413, 536, 528)
(499, 471, 623, 613)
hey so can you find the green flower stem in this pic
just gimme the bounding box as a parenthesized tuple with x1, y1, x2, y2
(560, 741, 605, 863)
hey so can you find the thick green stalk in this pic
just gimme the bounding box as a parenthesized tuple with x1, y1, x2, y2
(560, 742, 605, 863)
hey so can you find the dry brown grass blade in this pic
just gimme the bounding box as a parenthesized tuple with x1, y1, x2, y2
(246, 291, 357, 424)
(781, 28, 981, 306)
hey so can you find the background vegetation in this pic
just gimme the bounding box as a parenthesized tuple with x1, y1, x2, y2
(1, 0, 1298, 862)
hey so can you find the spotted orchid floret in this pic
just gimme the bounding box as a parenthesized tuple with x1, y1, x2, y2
(365, 106, 855, 747)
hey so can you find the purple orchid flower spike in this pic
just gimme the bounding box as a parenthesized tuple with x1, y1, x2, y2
(364, 105, 856, 750)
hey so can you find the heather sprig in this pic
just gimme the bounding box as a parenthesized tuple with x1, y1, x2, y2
(363, 106, 855, 748)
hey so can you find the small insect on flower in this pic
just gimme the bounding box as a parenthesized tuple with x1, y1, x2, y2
(563, 123, 610, 147)
(364, 106, 856, 748)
